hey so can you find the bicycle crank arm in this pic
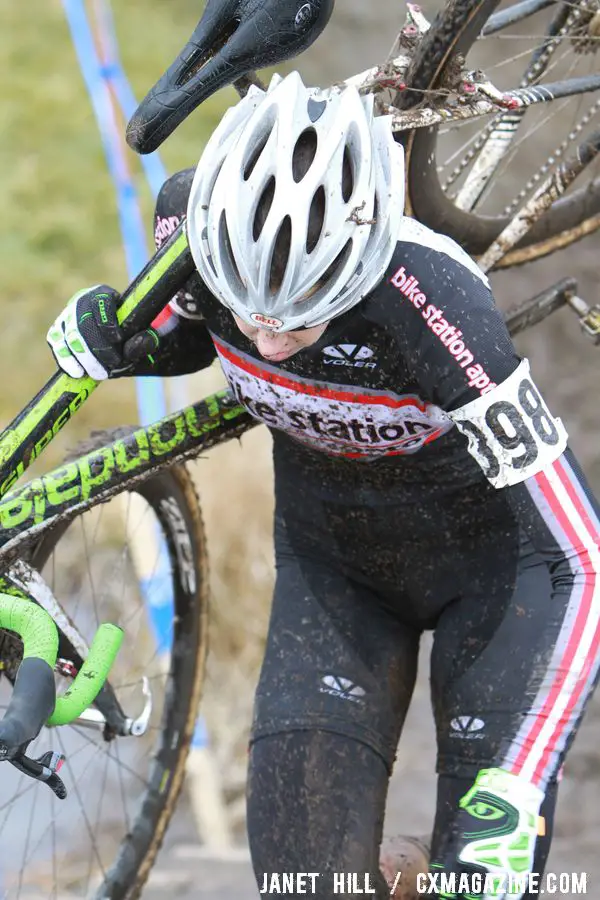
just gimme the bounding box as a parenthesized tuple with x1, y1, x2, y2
(504, 277, 578, 336)
(0, 222, 194, 501)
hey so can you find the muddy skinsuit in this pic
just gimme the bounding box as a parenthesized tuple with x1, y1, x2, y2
(138, 169, 600, 898)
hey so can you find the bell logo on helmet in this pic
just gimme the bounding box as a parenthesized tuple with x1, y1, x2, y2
(250, 313, 284, 329)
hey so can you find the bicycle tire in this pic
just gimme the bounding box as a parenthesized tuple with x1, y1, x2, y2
(401, 0, 600, 263)
(0, 431, 209, 900)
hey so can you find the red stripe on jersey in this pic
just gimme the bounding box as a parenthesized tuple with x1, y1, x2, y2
(509, 457, 600, 785)
(213, 338, 429, 411)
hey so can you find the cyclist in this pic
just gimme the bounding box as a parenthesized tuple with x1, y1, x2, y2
(48, 72, 600, 900)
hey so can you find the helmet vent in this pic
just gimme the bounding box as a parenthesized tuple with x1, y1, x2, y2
(342, 145, 354, 203)
(307, 97, 327, 123)
(218, 212, 244, 293)
(372, 193, 379, 225)
(292, 128, 318, 183)
(253, 176, 276, 241)
(243, 122, 275, 181)
(306, 186, 326, 254)
(201, 227, 217, 277)
(269, 216, 292, 294)
(323, 239, 353, 299)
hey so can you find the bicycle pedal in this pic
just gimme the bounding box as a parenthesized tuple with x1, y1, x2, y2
(579, 307, 600, 343)
(567, 295, 600, 344)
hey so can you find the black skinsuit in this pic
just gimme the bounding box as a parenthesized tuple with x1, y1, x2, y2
(133, 168, 600, 897)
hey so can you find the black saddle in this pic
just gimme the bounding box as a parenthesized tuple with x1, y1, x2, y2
(126, 0, 335, 154)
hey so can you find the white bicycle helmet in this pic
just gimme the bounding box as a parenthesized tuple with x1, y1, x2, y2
(187, 71, 404, 332)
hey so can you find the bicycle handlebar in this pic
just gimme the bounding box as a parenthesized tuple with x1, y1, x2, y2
(0, 592, 123, 799)
(0, 594, 123, 756)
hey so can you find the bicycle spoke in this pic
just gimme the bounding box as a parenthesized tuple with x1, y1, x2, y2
(84, 748, 112, 895)
(0, 449, 206, 898)
(503, 94, 600, 213)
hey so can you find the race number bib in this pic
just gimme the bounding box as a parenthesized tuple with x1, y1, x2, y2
(449, 359, 568, 488)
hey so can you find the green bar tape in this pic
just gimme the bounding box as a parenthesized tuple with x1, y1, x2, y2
(0, 594, 58, 666)
(47, 623, 124, 726)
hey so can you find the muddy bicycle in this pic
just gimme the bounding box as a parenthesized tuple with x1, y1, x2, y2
(1, 0, 599, 895)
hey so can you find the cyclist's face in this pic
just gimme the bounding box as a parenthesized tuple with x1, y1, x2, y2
(233, 316, 328, 362)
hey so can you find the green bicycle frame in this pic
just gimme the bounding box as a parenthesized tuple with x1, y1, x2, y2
(0, 219, 200, 740)
(0, 221, 195, 500)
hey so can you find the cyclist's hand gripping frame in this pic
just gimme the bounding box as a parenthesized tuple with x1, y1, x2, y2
(0, 223, 194, 499)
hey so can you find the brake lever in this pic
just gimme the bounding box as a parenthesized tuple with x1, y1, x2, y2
(8, 748, 67, 800)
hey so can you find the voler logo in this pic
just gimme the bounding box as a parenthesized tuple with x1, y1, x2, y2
(450, 716, 485, 739)
(323, 344, 376, 368)
(320, 674, 366, 703)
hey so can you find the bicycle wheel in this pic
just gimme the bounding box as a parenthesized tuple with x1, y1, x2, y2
(0, 434, 208, 899)
(402, 0, 600, 266)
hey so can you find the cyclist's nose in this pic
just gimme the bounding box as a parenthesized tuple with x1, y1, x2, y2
(255, 330, 289, 355)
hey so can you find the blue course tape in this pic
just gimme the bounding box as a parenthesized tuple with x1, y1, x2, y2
(63, 0, 208, 751)
(62, 0, 166, 426)
(94, 0, 168, 199)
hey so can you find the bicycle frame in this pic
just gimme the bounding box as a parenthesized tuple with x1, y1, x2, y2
(0, 387, 254, 564)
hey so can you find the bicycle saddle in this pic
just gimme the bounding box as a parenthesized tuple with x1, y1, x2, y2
(126, 0, 335, 154)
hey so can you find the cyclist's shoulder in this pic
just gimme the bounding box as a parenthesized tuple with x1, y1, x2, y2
(155, 167, 196, 245)
(364, 217, 493, 326)
(158, 167, 196, 204)
(390, 216, 490, 291)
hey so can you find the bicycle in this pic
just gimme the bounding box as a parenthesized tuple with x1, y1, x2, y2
(128, 0, 600, 272)
(2, 0, 599, 896)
